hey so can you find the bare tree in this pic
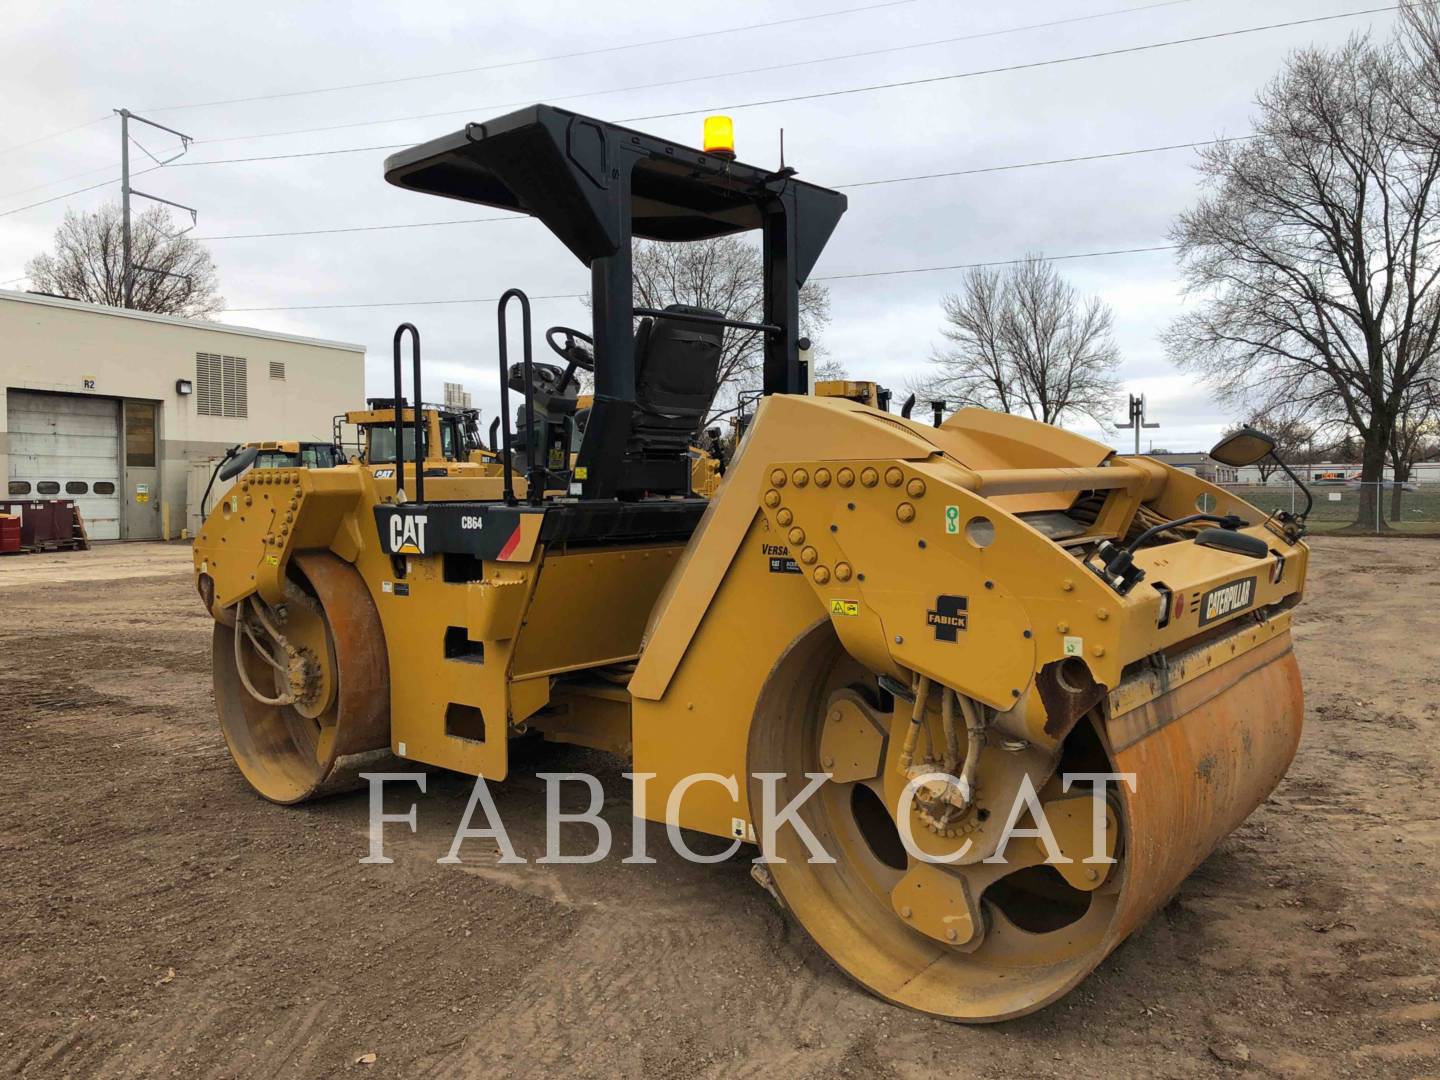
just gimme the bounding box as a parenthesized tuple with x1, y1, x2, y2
(25, 203, 224, 318)
(1165, 32, 1440, 530)
(1399, 1, 1440, 136)
(1387, 365, 1439, 520)
(919, 255, 1122, 428)
(630, 236, 830, 421)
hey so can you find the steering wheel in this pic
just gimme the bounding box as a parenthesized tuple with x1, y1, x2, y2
(545, 325, 595, 372)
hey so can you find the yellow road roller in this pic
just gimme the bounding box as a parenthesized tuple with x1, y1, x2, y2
(193, 105, 1309, 1021)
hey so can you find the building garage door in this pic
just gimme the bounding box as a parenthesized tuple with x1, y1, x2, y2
(6, 390, 121, 540)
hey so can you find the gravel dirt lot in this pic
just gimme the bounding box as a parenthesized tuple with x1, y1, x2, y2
(2, 538, 1437, 1078)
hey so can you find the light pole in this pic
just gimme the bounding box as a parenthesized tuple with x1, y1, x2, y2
(1114, 393, 1160, 455)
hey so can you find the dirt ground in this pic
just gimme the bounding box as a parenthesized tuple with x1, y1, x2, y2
(2, 538, 1437, 1078)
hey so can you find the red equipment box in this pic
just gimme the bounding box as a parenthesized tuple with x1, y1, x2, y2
(0, 500, 77, 550)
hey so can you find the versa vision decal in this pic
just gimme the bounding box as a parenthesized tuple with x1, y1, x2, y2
(762, 542, 800, 574)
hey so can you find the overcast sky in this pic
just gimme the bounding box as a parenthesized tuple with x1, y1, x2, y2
(0, 0, 1409, 452)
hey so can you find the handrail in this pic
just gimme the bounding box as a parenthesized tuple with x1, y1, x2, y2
(391, 323, 424, 504)
(497, 289, 543, 506)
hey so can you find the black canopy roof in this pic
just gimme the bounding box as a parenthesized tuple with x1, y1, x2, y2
(383, 104, 846, 282)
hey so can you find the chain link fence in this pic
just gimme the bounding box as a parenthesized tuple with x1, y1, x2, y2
(1221, 480, 1440, 534)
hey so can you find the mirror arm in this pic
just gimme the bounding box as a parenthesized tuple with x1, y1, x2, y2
(200, 444, 241, 520)
(1269, 451, 1313, 519)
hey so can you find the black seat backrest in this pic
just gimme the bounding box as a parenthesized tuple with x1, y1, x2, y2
(579, 303, 724, 496)
(634, 306, 722, 421)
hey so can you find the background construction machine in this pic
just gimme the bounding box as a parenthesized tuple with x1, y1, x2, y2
(200, 401, 496, 521)
(339, 398, 487, 475)
(193, 105, 1309, 1021)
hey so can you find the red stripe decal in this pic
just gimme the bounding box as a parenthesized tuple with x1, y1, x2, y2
(498, 524, 522, 561)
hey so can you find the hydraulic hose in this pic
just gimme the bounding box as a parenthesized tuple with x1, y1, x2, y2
(898, 676, 931, 771)
(955, 693, 990, 811)
(233, 598, 295, 707)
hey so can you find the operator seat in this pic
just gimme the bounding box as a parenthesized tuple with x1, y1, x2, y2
(628, 304, 722, 463)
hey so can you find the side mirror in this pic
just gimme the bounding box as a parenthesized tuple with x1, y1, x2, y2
(1210, 426, 1276, 468)
(218, 446, 260, 481)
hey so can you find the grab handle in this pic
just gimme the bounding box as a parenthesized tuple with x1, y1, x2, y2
(392, 323, 424, 504)
(497, 289, 543, 506)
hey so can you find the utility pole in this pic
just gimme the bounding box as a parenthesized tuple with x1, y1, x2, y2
(115, 108, 196, 309)
(1114, 393, 1160, 455)
(120, 110, 130, 308)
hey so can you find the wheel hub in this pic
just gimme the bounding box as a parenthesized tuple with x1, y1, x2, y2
(285, 645, 323, 707)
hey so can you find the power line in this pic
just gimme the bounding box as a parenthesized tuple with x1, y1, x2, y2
(0, 140, 187, 203)
(0, 0, 1215, 208)
(0, 177, 119, 217)
(4, 4, 926, 189)
(195, 0, 1199, 146)
(143, 0, 923, 115)
(834, 135, 1252, 188)
(0, 161, 129, 202)
(190, 135, 1244, 240)
(197, 214, 525, 241)
(0, 115, 109, 159)
(813, 244, 1177, 281)
(0, 1, 1408, 215)
(4, 6, 1396, 222)
(223, 245, 1176, 311)
(156, 5, 1402, 173)
(0, 128, 1237, 222)
(0, 166, 161, 220)
(1, 0, 1191, 200)
(625, 4, 1411, 123)
(172, 143, 407, 168)
(227, 291, 588, 313)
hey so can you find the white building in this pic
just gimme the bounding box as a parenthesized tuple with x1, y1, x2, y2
(1, 290, 364, 540)
(1233, 461, 1440, 483)
(1145, 451, 1239, 485)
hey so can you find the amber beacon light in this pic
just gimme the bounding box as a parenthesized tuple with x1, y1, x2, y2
(703, 115, 735, 159)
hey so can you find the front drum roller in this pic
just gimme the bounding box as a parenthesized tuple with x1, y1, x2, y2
(213, 552, 393, 803)
(748, 622, 1302, 1022)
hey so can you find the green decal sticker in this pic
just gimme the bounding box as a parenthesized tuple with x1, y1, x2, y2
(944, 505, 960, 534)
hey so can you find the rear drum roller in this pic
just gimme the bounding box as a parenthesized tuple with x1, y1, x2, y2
(212, 552, 393, 803)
